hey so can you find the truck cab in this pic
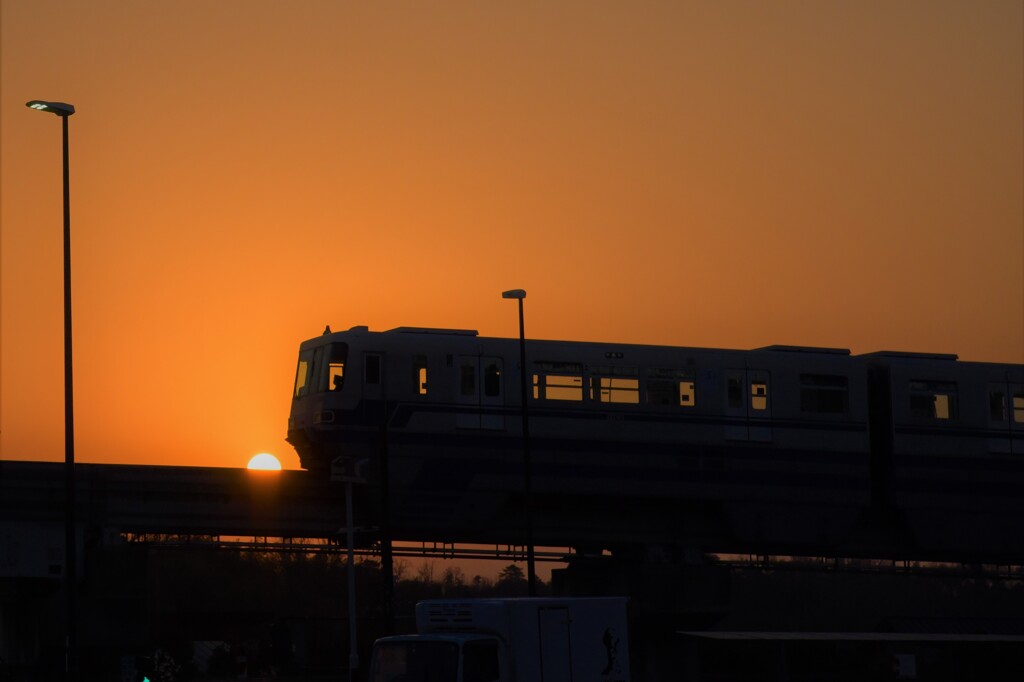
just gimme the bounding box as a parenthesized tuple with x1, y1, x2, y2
(371, 633, 503, 682)
(370, 598, 631, 682)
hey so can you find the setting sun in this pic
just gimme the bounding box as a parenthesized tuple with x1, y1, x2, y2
(247, 453, 282, 471)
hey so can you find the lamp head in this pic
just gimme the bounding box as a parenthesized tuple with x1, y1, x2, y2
(502, 289, 526, 300)
(26, 100, 75, 117)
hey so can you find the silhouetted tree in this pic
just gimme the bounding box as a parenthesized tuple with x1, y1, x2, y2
(496, 564, 527, 595)
(497, 564, 525, 583)
(416, 561, 436, 584)
(441, 566, 466, 595)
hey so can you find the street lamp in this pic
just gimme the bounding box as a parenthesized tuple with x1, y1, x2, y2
(27, 99, 77, 681)
(501, 289, 537, 595)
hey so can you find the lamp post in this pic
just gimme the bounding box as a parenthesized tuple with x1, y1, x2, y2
(26, 99, 77, 681)
(501, 289, 537, 595)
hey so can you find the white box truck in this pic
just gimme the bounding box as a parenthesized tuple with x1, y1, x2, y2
(370, 597, 632, 682)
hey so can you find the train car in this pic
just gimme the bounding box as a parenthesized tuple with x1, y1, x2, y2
(863, 352, 1024, 562)
(286, 326, 1024, 562)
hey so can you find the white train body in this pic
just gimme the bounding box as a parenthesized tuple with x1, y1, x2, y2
(286, 326, 1024, 561)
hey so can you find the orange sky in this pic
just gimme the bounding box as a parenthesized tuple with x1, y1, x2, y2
(2, 1, 1022, 470)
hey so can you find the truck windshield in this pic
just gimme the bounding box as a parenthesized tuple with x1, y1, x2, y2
(372, 641, 459, 682)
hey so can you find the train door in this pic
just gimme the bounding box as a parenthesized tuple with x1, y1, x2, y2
(724, 369, 772, 442)
(1015, 384, 1024, 455)
(456, 356, 505, 430)
(480, 357, 505, 430)
(989, 382, 1024, 454)
(363, 352, 384, 400)
(361, 351, 386, 423)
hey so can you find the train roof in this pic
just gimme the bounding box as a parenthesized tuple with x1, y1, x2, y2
(859, 350, 959, 361)
(753, 345, 850, 355)
(387, 326, 479, 336)
(303, 325, 1020, 368)
(679, 631, 1024, 643)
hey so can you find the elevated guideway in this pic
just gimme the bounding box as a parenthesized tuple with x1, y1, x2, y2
(0, 461, 570, 578)
(1, 460, 346, 540)
(3, 459, 1024, 576)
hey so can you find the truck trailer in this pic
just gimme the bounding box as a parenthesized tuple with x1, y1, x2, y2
(370, 597, 632, 682)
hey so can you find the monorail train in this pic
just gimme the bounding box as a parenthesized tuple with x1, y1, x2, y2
(287, 325, 1024, 563)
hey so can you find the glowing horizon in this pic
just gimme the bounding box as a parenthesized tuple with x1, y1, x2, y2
(1, 1, 1020, 470)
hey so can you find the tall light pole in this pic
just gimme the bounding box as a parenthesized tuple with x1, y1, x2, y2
(501, 289, 537, 595)
(27, 99, 77, 681)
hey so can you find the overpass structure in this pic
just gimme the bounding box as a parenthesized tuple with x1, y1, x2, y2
(2, 460, 348, 576)
(2, 460, 567, 677)
(0, 460, 565, 582)
(4, 459, 1024, 680)
(5, 458, 1024, 572)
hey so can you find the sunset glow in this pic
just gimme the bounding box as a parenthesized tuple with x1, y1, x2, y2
(1, 2, 1020, 470)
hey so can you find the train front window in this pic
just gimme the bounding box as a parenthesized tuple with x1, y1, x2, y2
(324, 343, 348, 392)
(294, 351, 313, 398)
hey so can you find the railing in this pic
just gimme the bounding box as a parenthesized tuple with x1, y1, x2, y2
(121, 533, 573, 562)
(119, 534, 1024, 580)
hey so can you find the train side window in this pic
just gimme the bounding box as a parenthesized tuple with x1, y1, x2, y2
(679, 381, 696, 406)
(483, 362, 501, 398)
(989, 388, 1006, 421)
(647, 368, 696, 407)
(535, 375, 584, 401)
(800, 374, 849, 414)
(727, 377, 743, 408)
(647, 381, 674, 405)
(595, 377, 639, 404)
(591, 366, 639, 404)
(533, 362, 584, 401)
(460, 362, 476, 396)
(751, 382, 769, 411)
(365, 354, 382, 385)
(413, 355, 428, 396)
(1015, 391, 1024, 423)
(910, 380, 958, 420)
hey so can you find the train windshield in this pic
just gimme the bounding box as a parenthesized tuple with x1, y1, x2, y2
(293, 350, 314, 398)
(293, 343, 348, 397)
(371, 640, 458, 682)
(326, 343, 347, 392)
